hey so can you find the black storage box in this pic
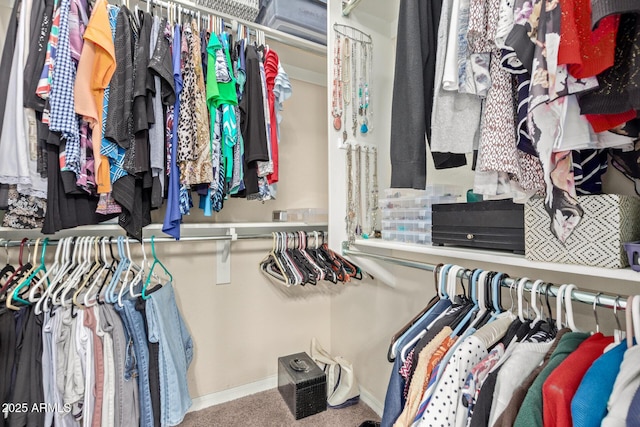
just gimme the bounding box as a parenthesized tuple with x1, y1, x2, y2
(277, 352, 327, 420)
(432, 200, 525, 254)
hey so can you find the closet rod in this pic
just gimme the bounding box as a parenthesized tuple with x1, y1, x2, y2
(134, 0, 326, 56)
(0, 232, 326, 247)
(342, 244, 629, 310)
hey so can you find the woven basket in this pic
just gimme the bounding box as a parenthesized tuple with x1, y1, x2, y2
(196, 0, 260, 22)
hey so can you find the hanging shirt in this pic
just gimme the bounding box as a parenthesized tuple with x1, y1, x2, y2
(542, 333, 615, 427)
(600, 345, 640, 427)
(239, 45, 269, 197)
(162, 23, 182, 239)
(36, 0, 61, 104)
(177, 22, 212, 186)
(49, 0, 81, 177)
(0, 0, 47, 198)
(75, 0, 116, 194)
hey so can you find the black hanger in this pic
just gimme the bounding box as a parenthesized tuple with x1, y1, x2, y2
(96, 237, 117, 305)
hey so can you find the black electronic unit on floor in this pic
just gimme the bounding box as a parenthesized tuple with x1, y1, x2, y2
(432, 199, 525, 254)
(277, 352, 327, 420)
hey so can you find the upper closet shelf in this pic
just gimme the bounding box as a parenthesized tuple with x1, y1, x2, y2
(0, 222, 328, 241)
(174, 0, 326, 56)
(352, 238, 640, 282)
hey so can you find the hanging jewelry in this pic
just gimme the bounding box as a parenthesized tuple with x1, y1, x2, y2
(345, 144, 356, 244)
(359, 43, 370, 135)
(351, 40, 358, 138)
(332, 32, 343, 131)
(362, 147, 371, 238)
(354, 144, 362, 236)
(370, 146, 379, 237)
(342, 37, 351, 143)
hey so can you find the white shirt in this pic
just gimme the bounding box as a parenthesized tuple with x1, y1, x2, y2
(602, 345, 640, 427)
(488, 341, 553, 426)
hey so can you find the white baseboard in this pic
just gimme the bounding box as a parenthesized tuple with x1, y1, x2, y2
(188, 376, 385, 419)
(359, 387, 384, 418)
(189, 375, 278, 413)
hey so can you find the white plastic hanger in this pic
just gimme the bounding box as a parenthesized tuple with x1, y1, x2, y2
(632, 295, 640, 345)
(626, 295, 635, 349)
(555, 284, 568, 331)
(58, 236, 94, 307)
(530, 279, 545, 324)
(517, 277, 530, 322)
(46, 236, 82, 310)
(563, 284, 579, 332)
(83, 237, 112, 307)
(34, 237, 70, 314)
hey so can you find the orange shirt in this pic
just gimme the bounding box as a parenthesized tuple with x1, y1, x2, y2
(74, 0, 115, 193)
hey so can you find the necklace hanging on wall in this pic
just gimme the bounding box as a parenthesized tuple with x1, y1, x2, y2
(332, 32, 343, 131)
(342, 36, 351, 143)
(351, 40, 358, 138)
(370, 146, 379, 237)
(354, 144, 363, 236)
(345, 144, 356, 244)
(358, 43, 371, 135)
(333, 23, 373, 142)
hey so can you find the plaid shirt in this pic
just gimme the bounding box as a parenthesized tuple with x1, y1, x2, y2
(48, 0, 80, 176)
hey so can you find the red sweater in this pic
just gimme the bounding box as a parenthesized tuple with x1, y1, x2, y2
(542, 333, 614, 427)
(557, 0, 619, 79)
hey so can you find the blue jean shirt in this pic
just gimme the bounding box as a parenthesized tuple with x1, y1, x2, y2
(146, 283, 193, 426)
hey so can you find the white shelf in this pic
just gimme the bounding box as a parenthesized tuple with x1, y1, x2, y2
(0, 222, 328, 241)
(352, 238, 640, 282)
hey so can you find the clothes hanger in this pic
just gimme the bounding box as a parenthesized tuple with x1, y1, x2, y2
(115, 237, 141, 306)
(83, 237, 110, 307)
(6, 239, 40, 310)
(626, 295, 635, 349)
(563, 284, 579, 332)
(592, 292, 602, 334)
(0, 240, 15, 288)
(633, 294, 640, 346)
(57, 236, 93, 307)
(142, 235, 173, 299)
(67, 236, 97, 307)
(12, 238, 49, 306)
(516, 277, 529, 322)
(104, 236, 129, 303)
(449, 267, 479, 338)
(128, 238, 148, 299)
(34, 237, 70, 315)
(76, 237, 107, 307)
(529, 279, 545, 324)
(0, 238, 29, 297)
(30, 237, 63, 304)
(95, 237, 119, 306)
(388, 263, 445, 362)
(398, 264, 457, 362)
(555, 284, 569, 331)
(49, 236, 84, 306)
(260, 233, 290, 286)
(71, 237, 102, 307)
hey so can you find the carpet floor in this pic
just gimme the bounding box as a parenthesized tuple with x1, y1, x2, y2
(179, 388, 381, 427)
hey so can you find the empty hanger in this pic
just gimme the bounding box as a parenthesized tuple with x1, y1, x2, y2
(142, 235, 172, 299)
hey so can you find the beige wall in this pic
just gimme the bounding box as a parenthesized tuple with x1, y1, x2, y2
(167, 77, 332, 398)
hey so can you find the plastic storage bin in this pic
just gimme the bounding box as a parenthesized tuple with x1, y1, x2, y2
(382, 220, 431, 232)
(256, 0, 327, 45)
(287, 208, 328, 223)
(381, 208, 432, 221)
(382, 230, 432, 245)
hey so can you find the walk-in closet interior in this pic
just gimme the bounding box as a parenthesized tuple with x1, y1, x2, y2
(2, 0, 640, 425)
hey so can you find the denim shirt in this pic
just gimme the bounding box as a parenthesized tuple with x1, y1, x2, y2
(146, 283, 193, 426)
